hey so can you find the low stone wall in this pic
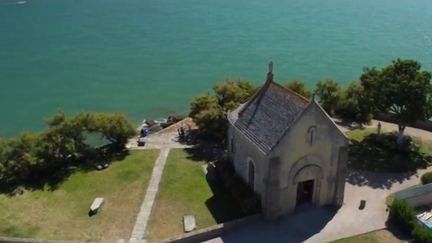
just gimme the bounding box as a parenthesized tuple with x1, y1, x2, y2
(0, 237, 84, 243)
(161, 214, 262, 243)
(394, 183, 432, 208)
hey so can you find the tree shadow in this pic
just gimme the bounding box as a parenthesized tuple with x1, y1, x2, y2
(349, 133, 430, 173)
(218, 205, 338, 243)
(204, 163, 244, 223)
(0, 146, 129, 196)
(183, 141, 226, 163)
(346, 169, 418, 189)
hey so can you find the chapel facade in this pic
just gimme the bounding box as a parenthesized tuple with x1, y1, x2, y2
(227, 63, 348, 219)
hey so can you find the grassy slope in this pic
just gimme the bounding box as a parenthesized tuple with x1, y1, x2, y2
(0, 150, 159, 241)
(331, 229, 405, 243)
(146, 149, 242, 241)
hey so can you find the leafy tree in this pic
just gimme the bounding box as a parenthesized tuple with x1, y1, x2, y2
(283, 80, 311, 98)
(360, 59, 432, 144)
(336, 81, 372, 124)
(86, 113, 136, 148)
(189, 80, 256, 142)
(3, 133, 40, 183)
(213, 80, 257, 111)
(315, 79, 343, 116)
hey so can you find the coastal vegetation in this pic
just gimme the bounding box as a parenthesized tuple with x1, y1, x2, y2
(0, 111, 136, 192)
(189, 80, 256, 142)
(0, 150, 159, 241)
(190, 59, 432, 144)
(360, 59, 432, 144)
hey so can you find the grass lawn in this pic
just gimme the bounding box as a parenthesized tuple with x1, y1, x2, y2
(146, 149, 242, 241)
(345, 128, 376, 142)
(0, 150, 159, 242)
(331, 229, 406, 243)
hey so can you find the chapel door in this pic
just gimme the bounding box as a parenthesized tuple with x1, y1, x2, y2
(296, 180, 314, 206)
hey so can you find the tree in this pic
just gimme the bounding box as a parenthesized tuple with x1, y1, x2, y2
(315, 79, 344, 116)
(360, 59, 432, 144)
(283, 80, 311, 98)
(189, 79, 256, 142)
(336, 81, 372, 124)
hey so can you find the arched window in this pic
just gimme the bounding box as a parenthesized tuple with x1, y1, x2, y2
(307, 126, 317, 146)
(248, 160, 255, 190)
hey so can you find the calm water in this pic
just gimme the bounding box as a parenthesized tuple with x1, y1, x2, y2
(1, 0, 431, 137)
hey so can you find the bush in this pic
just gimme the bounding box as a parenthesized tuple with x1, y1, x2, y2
(412, 224, 432, 243)
(389, 199, 416, 233)
(215, 159, 261, 215)
(389, 199, 432, 243)
(421, 172, 432, 184)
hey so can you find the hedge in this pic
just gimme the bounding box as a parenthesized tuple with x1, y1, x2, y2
(421, 172, 432, 185)
(389, 199, 432, 243)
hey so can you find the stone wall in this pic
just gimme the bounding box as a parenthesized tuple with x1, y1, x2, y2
(228, 125, 268, 196)
(0, 237, 84, 243)
(271, 103, 348, 216)
(163, 214, 262, 243)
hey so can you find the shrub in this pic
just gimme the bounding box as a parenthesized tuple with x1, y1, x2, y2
(412, 224, 432, 243)
(389, 199, 416, 233)
(215, 159, 261, 215)
(421, 172, 432, 184)
(0, 111, 136, 190)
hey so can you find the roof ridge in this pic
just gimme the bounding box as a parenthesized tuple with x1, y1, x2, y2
(269, 81, 310, 104)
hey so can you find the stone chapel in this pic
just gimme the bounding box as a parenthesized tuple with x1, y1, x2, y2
(227, 63, 348, 219)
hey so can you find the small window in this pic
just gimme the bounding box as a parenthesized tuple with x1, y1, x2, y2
(307, 126, 317, 145)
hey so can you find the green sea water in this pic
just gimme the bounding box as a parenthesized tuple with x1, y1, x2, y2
(1, 0, 431, 137)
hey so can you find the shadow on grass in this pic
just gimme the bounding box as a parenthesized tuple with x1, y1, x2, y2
(0, 146, 129, 196)
(349, 133, 430, 173)
(204, 164, 244, 223)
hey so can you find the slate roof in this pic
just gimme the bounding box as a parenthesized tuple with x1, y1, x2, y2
(228, 80, 310, 154)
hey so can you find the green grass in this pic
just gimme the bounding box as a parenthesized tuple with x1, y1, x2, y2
(0, 150, 159, 241)
(345, 128, 375, 142)
(331, 229, 405, 243)
(146, 149, 242, 241)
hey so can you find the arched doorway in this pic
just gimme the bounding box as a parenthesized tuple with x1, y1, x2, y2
(292, 164, 323, 207)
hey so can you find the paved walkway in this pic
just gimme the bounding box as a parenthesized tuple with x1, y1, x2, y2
(205, 168, 432, 243)
(129, 148, 170, 242)
(366, 119, 432, 142)
(127, 130, 193, 150)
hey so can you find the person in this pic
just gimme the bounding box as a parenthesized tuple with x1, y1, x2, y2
(377, 122, 382, 135)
